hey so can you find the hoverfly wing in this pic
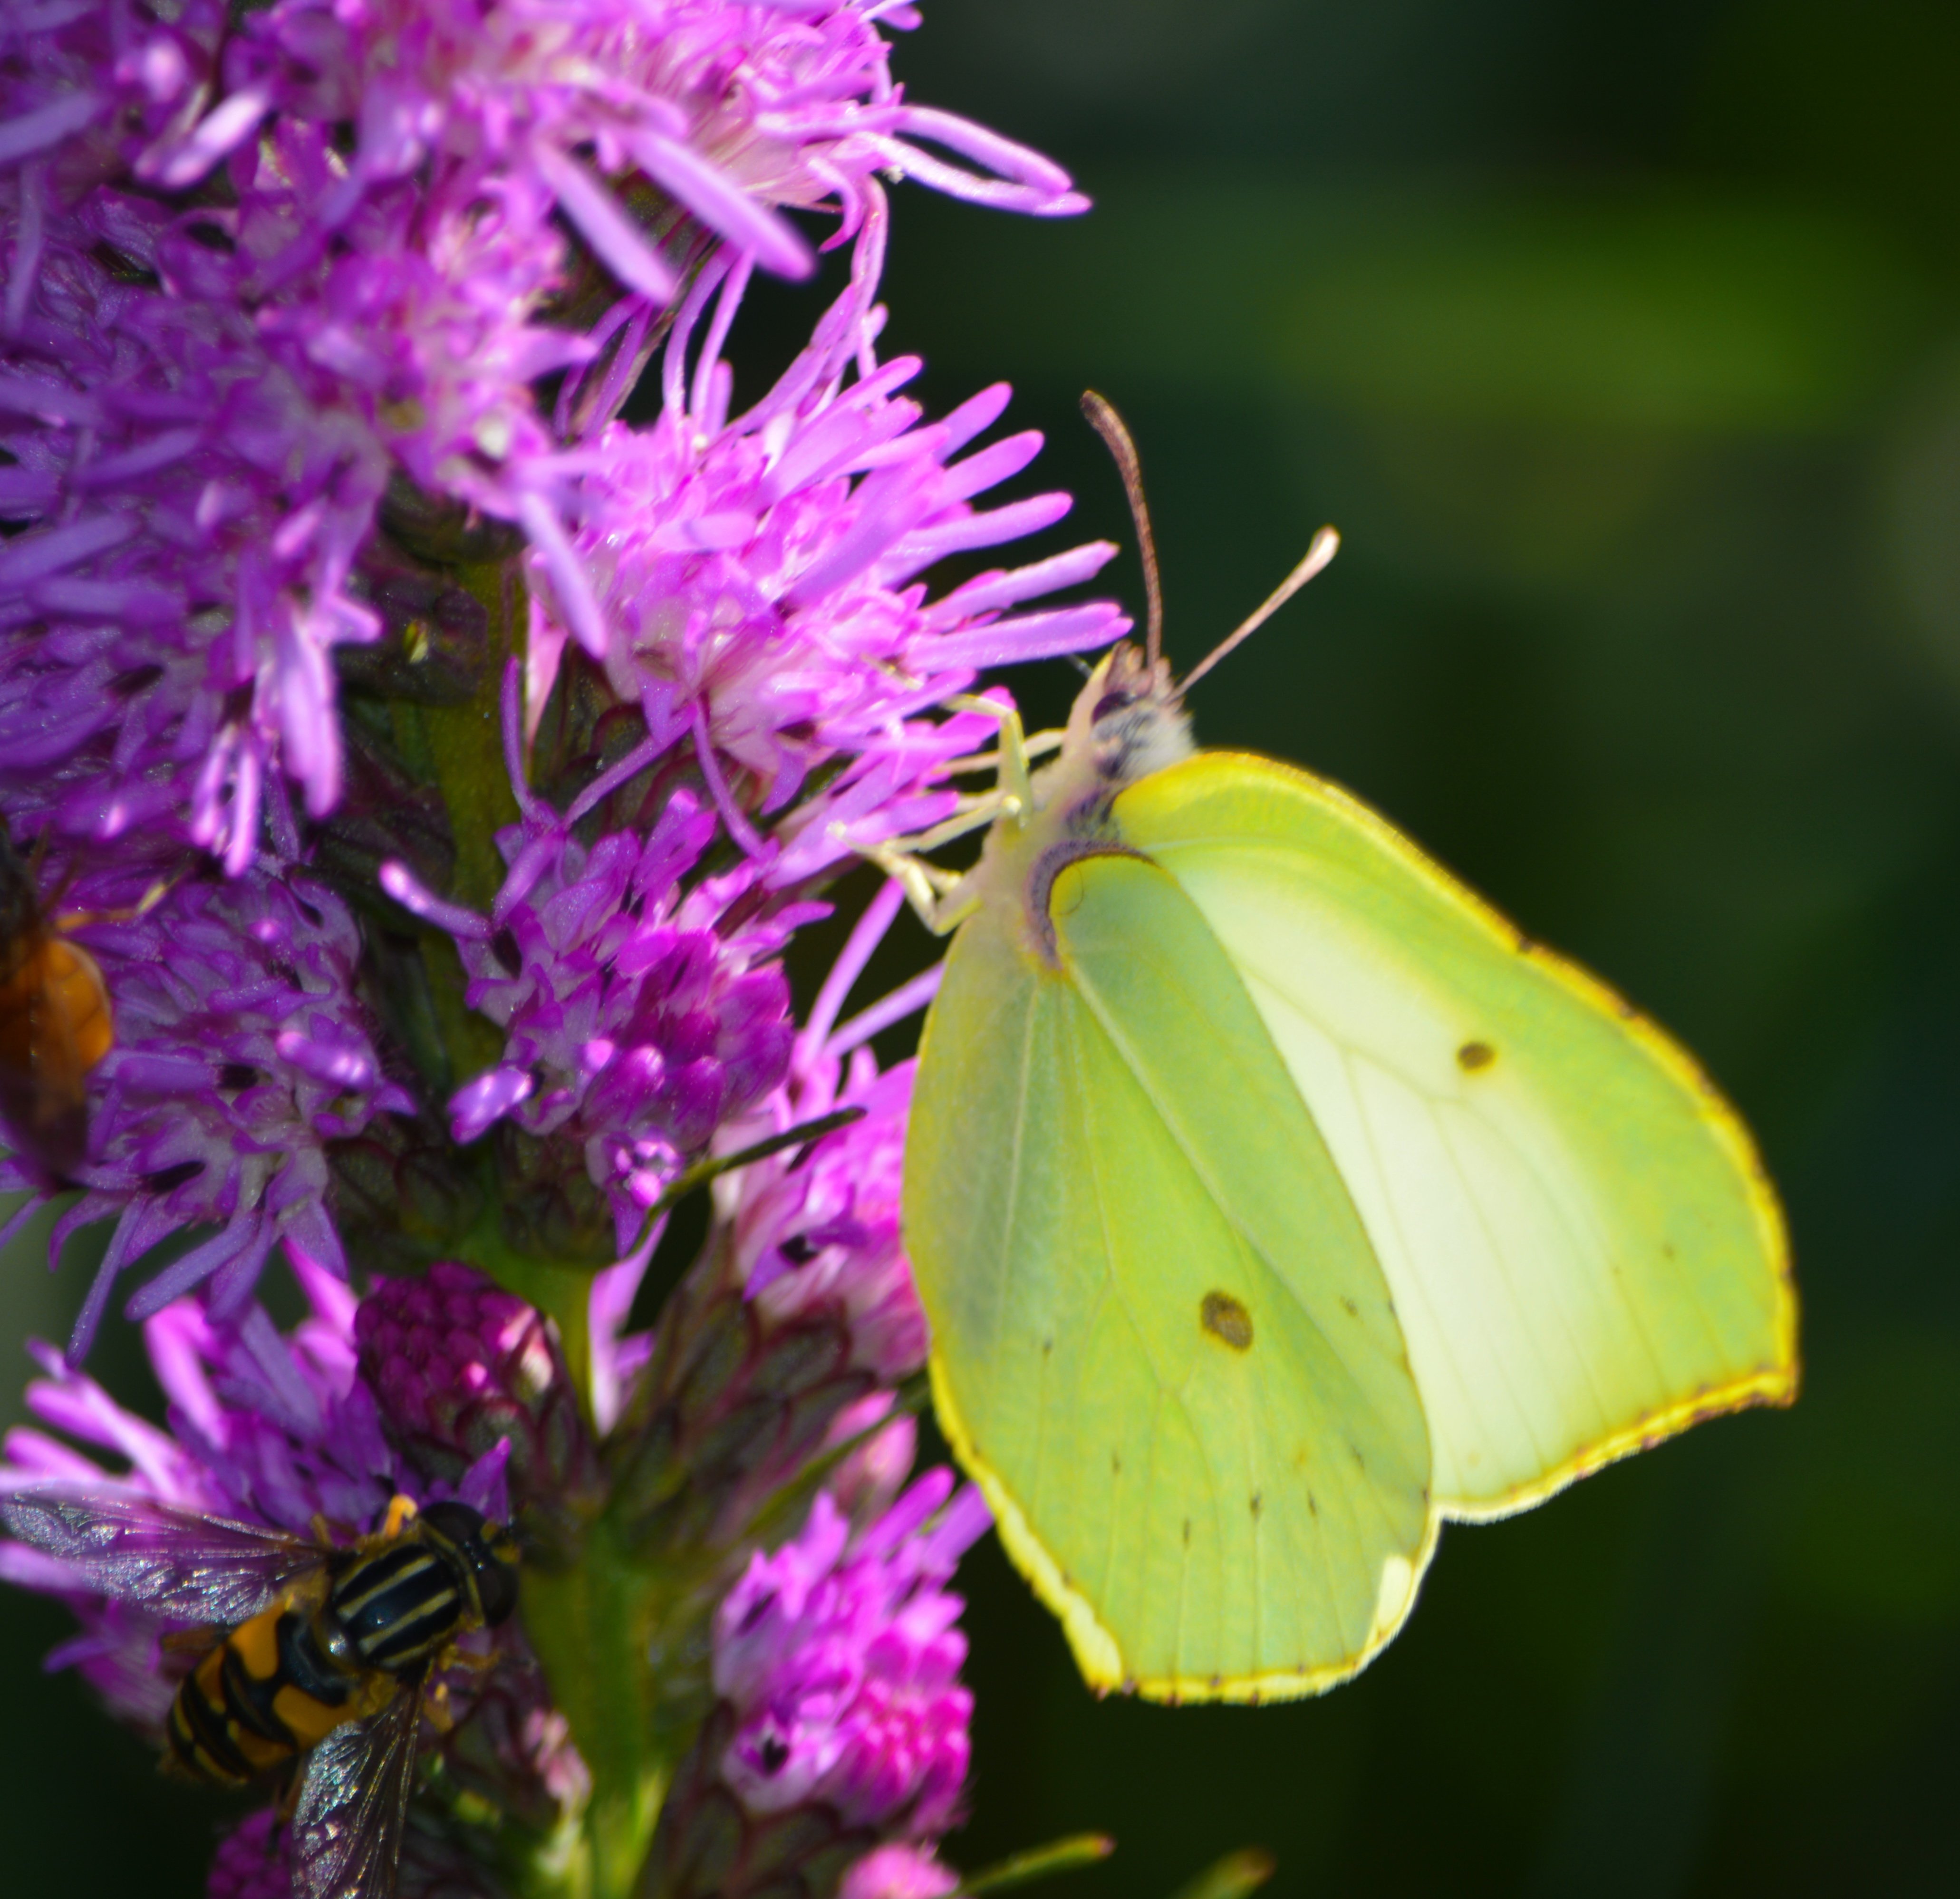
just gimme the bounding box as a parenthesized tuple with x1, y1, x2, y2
(293, 1672, 424, 1899)
(0, 1488, 318, 1626)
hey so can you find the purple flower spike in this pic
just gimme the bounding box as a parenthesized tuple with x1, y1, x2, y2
(652, 1472, 988, 1897)
(0, 2, 1134, 1889)
(540, 247, 1128, 881)
(387, 680, 811, 1241)
(0, 869, 414, 1360)
(0, 193, 390, 862)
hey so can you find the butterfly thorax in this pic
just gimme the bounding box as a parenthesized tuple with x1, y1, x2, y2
(964, 645, 1194, 966)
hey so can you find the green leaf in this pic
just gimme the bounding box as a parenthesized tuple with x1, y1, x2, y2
(1167, 1848, 1277, 1899)
(951, 1832, 1115, 1896)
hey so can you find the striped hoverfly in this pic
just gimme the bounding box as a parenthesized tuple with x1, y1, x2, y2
(0, 1487, 520, 1899)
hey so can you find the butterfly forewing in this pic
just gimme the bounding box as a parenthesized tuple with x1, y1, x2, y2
(292, 1672, 424, 1899)
(0, 1488, 318, 1626)
(907, 849, 1433, 1701)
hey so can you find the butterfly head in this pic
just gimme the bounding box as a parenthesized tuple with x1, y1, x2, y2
(1067, 643, 1195, 793)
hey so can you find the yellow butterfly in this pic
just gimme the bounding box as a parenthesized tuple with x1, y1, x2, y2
(875, 395, 1796, 1703)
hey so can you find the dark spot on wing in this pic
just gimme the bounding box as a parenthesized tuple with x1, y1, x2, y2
(1340, 1296, 1358, 1318)
(1307, 1492, 1319, 1517)
(1457, 1040, 1497, 1073)
(1249, 1492, 1262, 1518)
(1349, 1443, 1365, 1470)
(1111, 1450, 1121, 1474)
(1182, 1519, 1192, 1546)
(1200, 1291, 1253, 1351)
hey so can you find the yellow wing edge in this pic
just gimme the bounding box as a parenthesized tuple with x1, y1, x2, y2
(1132, 748, 1802, 1425)
(1439, 1358, 1796, 1522)
(927, 1354, 1443, 1706)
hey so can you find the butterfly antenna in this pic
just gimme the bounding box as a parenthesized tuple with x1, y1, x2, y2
(1081, 391, 1164, 669)
(1180, 527, 1341, 693)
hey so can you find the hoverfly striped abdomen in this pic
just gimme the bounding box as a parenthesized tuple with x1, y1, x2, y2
(161, 1499, 520, 1790)
(166, 1599, 363, 1786)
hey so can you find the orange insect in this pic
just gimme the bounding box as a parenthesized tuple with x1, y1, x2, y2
(0, 822, 115, 1179)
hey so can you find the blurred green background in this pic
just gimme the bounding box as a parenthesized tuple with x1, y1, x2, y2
(9, 0, 1960, 1891)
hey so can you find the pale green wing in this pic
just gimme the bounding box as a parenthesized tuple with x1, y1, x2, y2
(1116, 752, 1796, 1518)
(905, 849, 1434, 1703)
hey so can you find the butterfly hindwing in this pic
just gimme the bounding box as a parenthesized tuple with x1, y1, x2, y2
(1115, 751, 1796, 1517)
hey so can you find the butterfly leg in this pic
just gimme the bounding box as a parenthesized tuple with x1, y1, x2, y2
(855, 693, 1044, 930)
(852, 839, 980, 937)
(944, 694, 1034, 823)
(835, 695, 1042, 933)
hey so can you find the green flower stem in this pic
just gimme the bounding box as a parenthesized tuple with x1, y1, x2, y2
(425, 555, 526, 911)
(522, 1514, 708, 1899)
(395, 552, 527, 1104)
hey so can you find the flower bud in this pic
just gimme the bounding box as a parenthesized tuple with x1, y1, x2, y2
(355, 1262, 599, 1546)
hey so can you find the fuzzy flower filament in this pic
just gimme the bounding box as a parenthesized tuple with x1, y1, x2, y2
(534, 245, 1126, 882)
